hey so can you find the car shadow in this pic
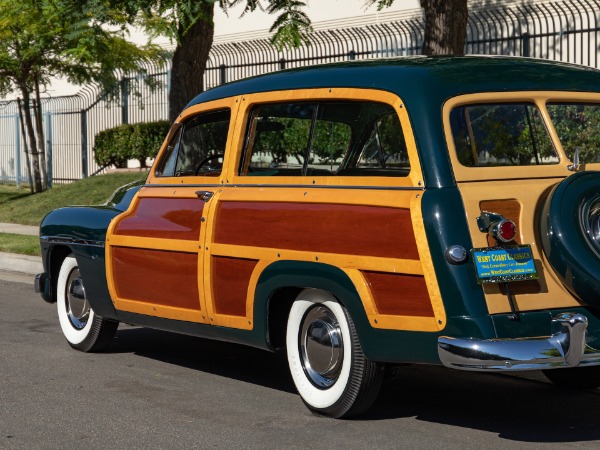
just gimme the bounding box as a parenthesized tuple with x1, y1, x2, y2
(109, 326, 600, 443)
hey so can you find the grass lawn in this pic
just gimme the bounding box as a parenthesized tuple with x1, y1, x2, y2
(0, 172, 147, 226)
(0, 233, 41, 256)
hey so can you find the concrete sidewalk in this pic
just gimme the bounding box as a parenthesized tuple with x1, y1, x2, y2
(0, 223, 42, 276)
(0, 222, 38, 236)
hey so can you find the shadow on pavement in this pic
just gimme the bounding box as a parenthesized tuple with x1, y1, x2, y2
(110, 325, 600, 443)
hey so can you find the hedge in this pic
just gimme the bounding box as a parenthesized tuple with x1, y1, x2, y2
(93, 121, 170, 168)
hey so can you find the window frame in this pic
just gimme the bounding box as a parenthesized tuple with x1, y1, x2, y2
(443, 92, 600, 183)
(148, 97, 238, 185)
(225, 88, 422, 189)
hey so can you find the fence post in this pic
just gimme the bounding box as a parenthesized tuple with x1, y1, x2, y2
(348, 50, 356, 60)
(219, 64, 227, 85)
(279, 58, 286, 70)
(46, 112, 53, 188)
(81, 110, 88, 179)
(521, 32, 531, 57)
(121, 78, 129, 125)
(14, 114, 20, 188)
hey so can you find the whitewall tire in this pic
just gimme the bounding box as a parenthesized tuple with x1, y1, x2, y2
(56, 255, 118, 352)
(286, 289, 383, 418)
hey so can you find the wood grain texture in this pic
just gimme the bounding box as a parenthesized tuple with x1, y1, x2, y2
(211, 256, 257, 316)
(214, 202, 419, 260)
(113, 197, 204, 240)
(362, 270, 434, 317)
(112, 247, 200, 310)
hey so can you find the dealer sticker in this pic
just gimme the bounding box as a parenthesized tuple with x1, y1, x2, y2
(471, 245, 538, 284)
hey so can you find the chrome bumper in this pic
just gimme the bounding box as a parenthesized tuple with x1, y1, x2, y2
(438, 313, 600, 371)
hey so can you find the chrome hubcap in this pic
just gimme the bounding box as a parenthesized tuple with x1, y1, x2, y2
(65, 268, 89, 330)
(299, 305, 344, 388)
(588, 200, 600, 249)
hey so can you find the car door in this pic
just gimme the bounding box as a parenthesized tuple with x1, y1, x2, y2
(105, 97, 238, 323)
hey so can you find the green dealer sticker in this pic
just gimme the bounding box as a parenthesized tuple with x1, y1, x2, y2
(471, 244, 538, 284)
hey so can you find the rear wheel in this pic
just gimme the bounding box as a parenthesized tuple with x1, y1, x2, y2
(543, 366, 600, 389)
(286, 289, 383, 418)
(56, 255, 118, 352)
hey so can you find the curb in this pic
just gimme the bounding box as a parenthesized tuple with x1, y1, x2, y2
(0, 252, 42, 275)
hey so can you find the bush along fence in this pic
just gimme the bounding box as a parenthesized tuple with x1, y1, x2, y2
(1, 0, 600, 187)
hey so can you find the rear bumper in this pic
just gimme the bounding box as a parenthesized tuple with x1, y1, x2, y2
(438, 312, 600, 371)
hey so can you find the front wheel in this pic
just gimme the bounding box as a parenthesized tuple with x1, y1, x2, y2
(56, 255, 118, 352)
(543, 366, 600, 389)
(286, 289, 383, 418)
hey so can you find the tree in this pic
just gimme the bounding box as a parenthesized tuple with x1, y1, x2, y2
(0, 0, 165, 192)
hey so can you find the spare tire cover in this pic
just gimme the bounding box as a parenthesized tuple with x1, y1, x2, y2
(539, 171, 600, 308)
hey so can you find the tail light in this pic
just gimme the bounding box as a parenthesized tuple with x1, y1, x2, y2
(477, 212, 517, 244)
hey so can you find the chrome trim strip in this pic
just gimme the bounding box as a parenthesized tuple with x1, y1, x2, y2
(40, 236, 105, 248)
(438, 313, 600, 371)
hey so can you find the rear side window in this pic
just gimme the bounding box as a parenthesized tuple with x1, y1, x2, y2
(547, 103, 600, 164)
(240, 101, 410, 177)
(450, 103, 558, 167)
(155, 110, 230, 177)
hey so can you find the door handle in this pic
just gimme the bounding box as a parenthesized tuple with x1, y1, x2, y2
(196, 190, 214, 202)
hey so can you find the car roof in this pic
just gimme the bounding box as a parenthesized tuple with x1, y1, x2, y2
(186, 55, 600, 110)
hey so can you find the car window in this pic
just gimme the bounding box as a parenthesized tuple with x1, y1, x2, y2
(240, 101, 410, 177)
(450, 103, 559, 167)
(546, 103, 600, 163)
(155, 109, 230, 177)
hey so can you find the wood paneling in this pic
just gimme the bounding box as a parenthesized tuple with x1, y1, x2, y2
(211, 256, 257, 316)
(112, 247, 200, 310)
(214, 202, 419, 260)
(363, 271, 434, 317)
(113, 197, 205, 240)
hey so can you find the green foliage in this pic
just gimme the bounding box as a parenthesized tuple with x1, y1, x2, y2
(94, 121, 170, 168)
(547, 104, 600, 164)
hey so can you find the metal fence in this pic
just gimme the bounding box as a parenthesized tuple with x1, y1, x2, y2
(1, 0, 600, 186)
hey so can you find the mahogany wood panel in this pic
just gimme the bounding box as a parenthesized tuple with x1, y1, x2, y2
(112, 247, 200, 310)
(211, 256, 258, 316)
(362, 270, 434, 316)
(480, 199, 521, 245)
(113, 197, 205, 240)
(215, 202, 419, 260)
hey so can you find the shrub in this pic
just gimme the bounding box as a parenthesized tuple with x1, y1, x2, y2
(94, 121, 170, 168)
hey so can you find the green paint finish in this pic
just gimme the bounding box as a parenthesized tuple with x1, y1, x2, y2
(41, 206, 121, 243)
(252, 260, 498, 364)
(420, 188, 493, 326)
(188, 56, 600, 188)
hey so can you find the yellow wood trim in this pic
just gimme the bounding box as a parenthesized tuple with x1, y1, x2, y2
(146, 96, 242, 185)
(200, 188, 224, 324)
(226, 88, 424, 188)
(410, 193, 447, 330)
(458, 179, 581, 314)
(107, 235, 199, 253)
(216, 186, 418, 208)
(442, 91, 600, 182)
(209, 243, 423, 275)
(113, 298, 204, 322)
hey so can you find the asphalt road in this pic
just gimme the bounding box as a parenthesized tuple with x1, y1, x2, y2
(2, 273, 600, 449)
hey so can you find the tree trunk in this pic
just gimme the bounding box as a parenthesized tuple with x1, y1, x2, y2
(169, 3, 215, 123)
(421, 0, 468, 55)
(19, 88, 43, 192)
(17, 99, 34, 194)
(34, 79, 48, 189)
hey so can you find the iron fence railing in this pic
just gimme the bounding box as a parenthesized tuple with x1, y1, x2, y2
(1, 0, 599, 186)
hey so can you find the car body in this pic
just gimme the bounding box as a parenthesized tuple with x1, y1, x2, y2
(35, 56, 600, 418)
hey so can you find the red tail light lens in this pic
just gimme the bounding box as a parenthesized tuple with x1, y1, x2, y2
(492, 219, 517, 243)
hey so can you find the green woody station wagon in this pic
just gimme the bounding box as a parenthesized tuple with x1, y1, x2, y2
(35, 56, 600, 418)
